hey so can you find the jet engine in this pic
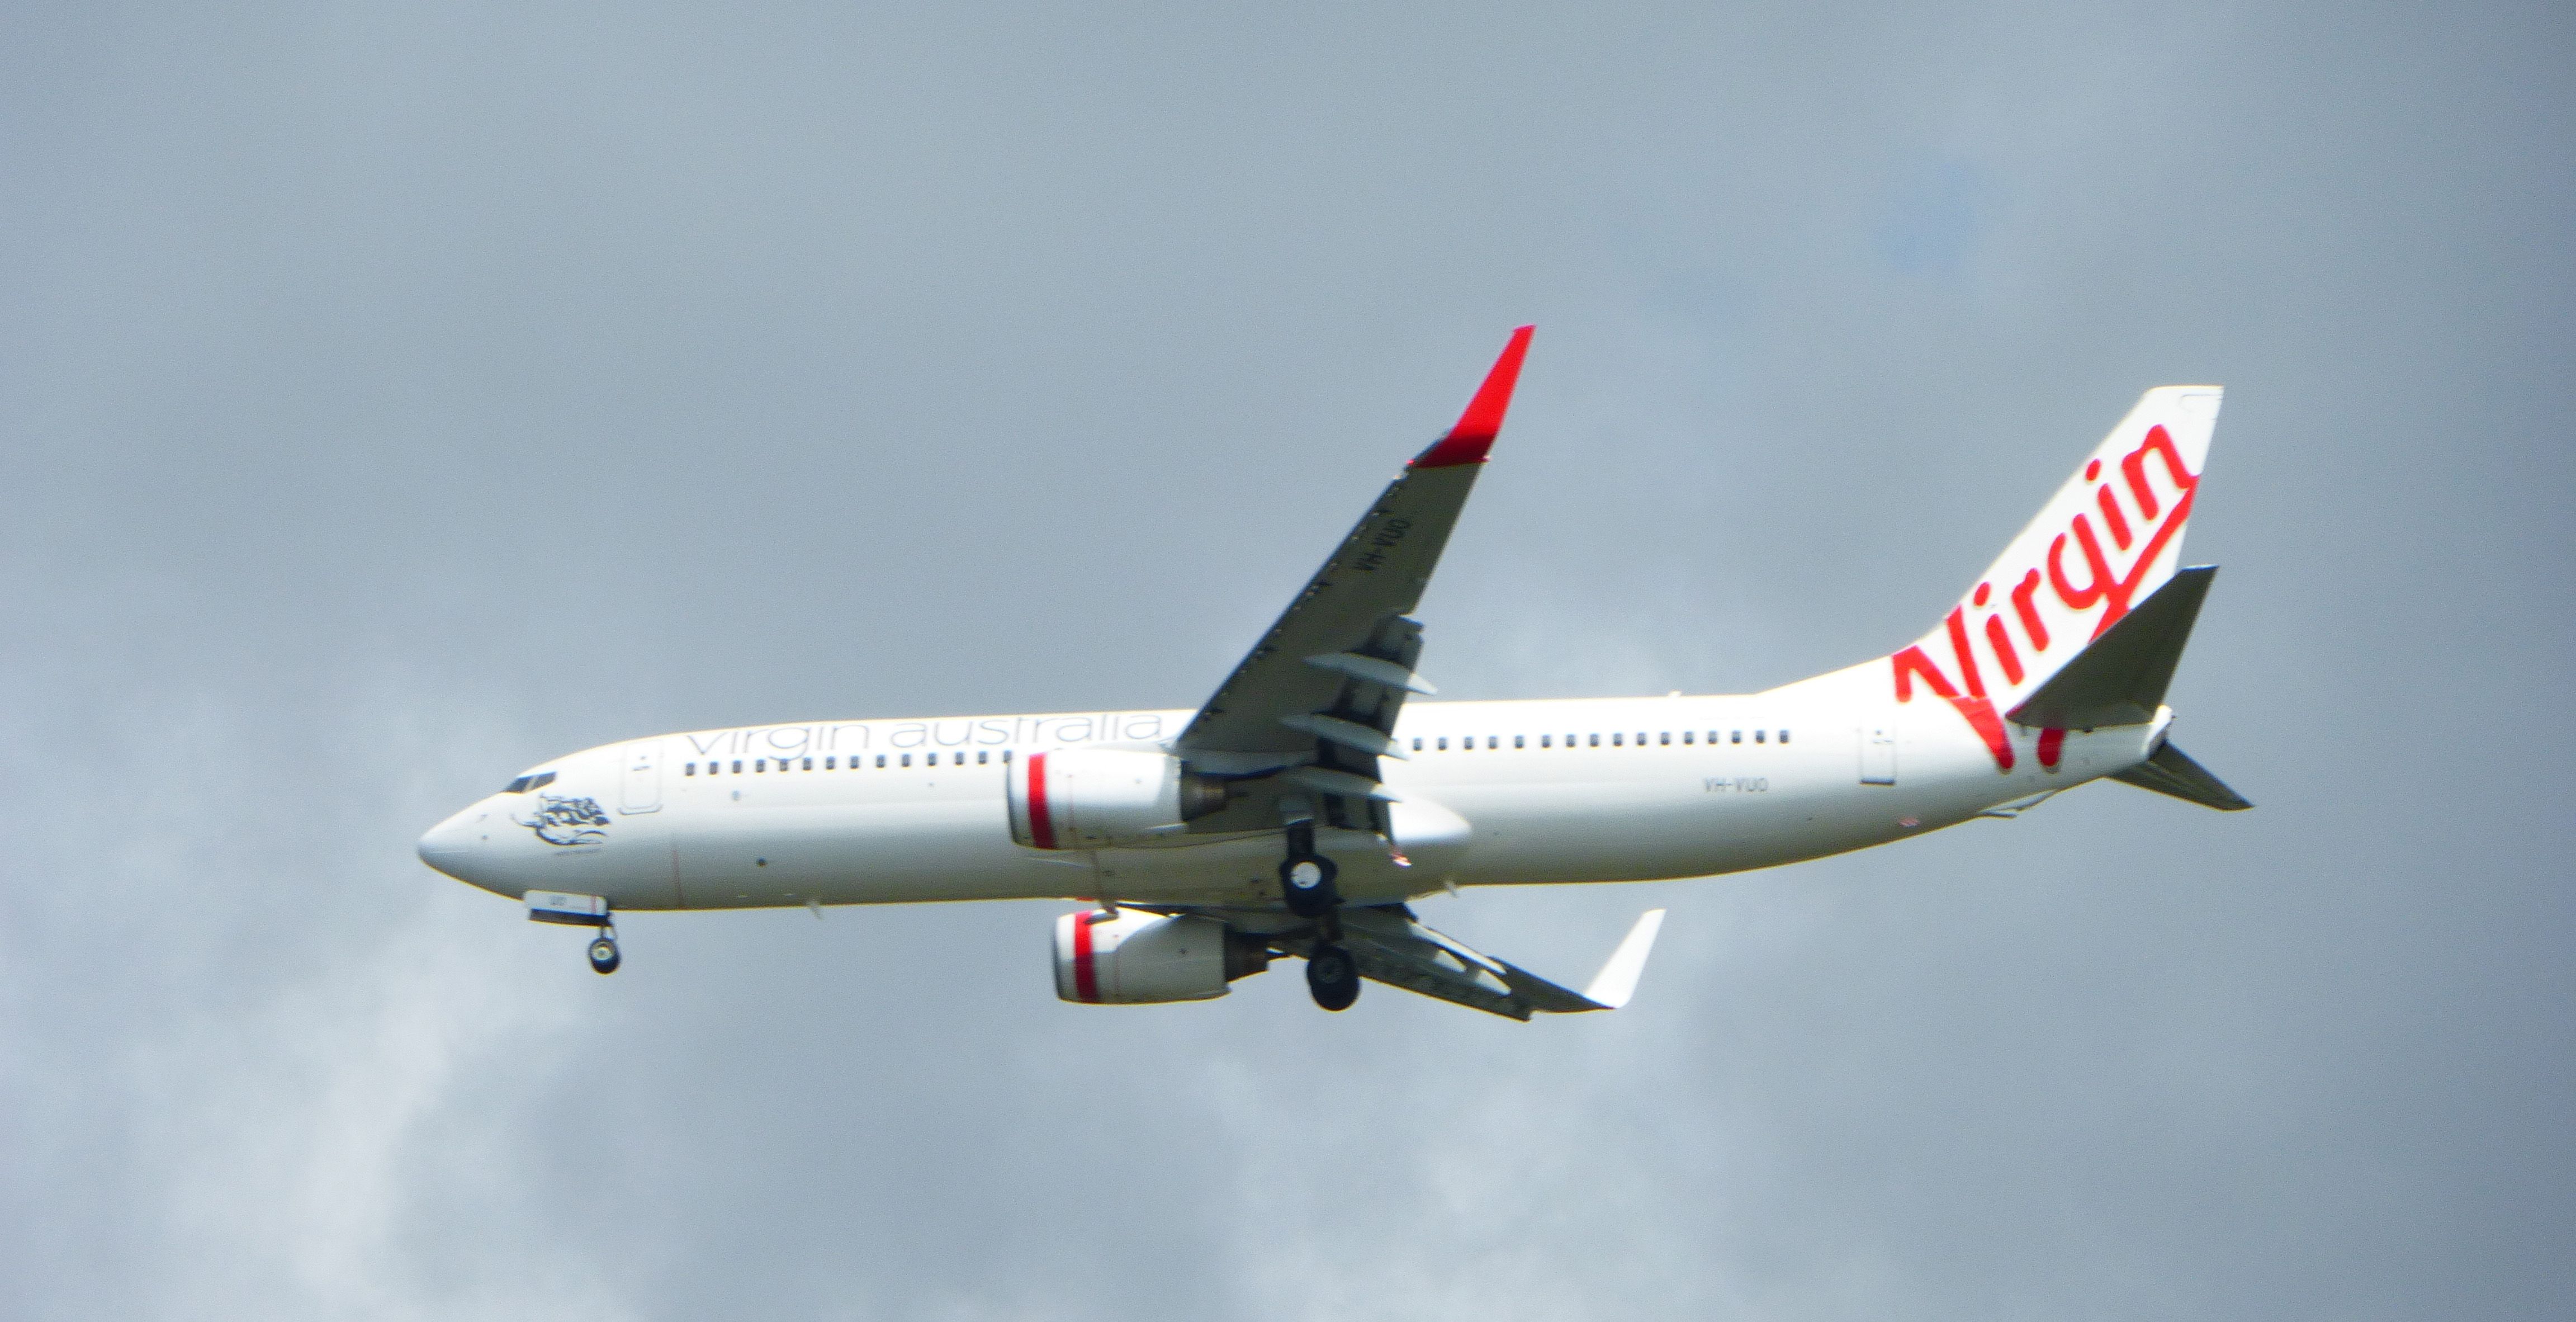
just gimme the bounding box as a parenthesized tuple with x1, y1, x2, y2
(1005, 749, 1226, 849)
(1052, 910, 1272, 1004)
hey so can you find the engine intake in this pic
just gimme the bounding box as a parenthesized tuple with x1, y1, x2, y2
(1006, 749, 1225, 849)
(1053, 911, 1271, 1004)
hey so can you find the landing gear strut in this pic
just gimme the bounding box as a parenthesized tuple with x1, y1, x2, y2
(1278, 820, 1341, 918)
(1305, 942, 1360, 1011)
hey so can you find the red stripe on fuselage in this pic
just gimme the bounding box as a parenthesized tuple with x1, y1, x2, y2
(1027, 752, 1056, 849)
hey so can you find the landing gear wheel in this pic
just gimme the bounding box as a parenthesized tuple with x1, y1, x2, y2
(1280, 854, 1341, 917)
(1278, 821, 1341, 918)
(587, 934, 621, 975)
(1306, 943, 1360, 1012)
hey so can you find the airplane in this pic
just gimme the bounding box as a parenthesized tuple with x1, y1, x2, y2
(417, 327, 2250, 1019)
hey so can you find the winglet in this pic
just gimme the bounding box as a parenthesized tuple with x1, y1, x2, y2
(1410, 325, 1535, 469)
(1580, 908, 1666, 1009)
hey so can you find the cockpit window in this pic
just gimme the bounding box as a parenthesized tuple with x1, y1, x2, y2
(503, 771, 556, 794)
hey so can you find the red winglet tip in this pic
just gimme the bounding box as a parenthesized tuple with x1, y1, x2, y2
(1410, 325, 1534, 469)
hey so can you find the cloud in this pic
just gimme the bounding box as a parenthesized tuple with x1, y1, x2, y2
(3, 2, 2571, 1319)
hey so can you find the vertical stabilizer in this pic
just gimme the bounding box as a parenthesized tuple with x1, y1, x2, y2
(1887, 386, 2222, 768)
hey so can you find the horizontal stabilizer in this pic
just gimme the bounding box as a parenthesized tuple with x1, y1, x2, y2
(2008, 566, 2216, 729)
(2113, 740, 2253, 811)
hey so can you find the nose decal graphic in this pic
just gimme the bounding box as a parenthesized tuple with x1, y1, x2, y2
(517, 794, 610, 847)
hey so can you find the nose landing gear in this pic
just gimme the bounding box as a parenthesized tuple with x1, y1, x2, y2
(527, 892, 622, 975)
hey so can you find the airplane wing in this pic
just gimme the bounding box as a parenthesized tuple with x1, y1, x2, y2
(1336, 904, 1667, 1021)
(1175, 327, 1533, 840)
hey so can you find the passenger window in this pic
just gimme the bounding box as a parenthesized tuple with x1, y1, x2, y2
(978, 749, 989, 764)
(755, 759, 767, 772)
(1682, 731, 1693, 745)
(1540, 734, 1552, 748)
(1437, 737, 1448, 750)
(732, 759, 744, 772)
(1659, 732, 1670, 745)
(1412, 737, 1423, 751)
(876, 754, 887, 768)
(1487, 736, 1498, 750)
(1730, 731, 1741, 744)
(1780, 729, 1791, 744)
(901, 753, 912, 767)
(1612, 733, 1623, 746)
(1755, 730, 1766, 743)
(1588, 733, 1599, 747)
(1513, 735, 1524, 749)
(803, 757, 814, 771)
(1001, 749, 1012, 763)
(684, 762, 697, 776)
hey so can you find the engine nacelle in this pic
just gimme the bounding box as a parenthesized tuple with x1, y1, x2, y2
(1006, 748, 1225, 849)
(1052, 911, 1271, 1004)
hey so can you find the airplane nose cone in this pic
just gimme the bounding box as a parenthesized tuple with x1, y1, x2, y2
(418, 804, 510, 895)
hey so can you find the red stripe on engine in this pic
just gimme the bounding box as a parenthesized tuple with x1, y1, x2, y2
(1071, 909, 1098, 1002)
(1026, 752, 1056, 849)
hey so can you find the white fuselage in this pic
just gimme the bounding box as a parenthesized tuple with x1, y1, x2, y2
(416, 659, 2165, 914)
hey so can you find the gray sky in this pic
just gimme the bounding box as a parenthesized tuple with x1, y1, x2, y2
(3, 3, 2570, 1318)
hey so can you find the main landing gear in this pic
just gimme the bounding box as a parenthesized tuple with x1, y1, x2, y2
(1280, 819, 1359, 1011)
(1279, 820, 1341, 918)
(1305, 942, 1360, 1012)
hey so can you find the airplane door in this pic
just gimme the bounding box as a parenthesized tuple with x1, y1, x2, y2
(619, 741, 664, 814)
(1858, 723, 1897, 785)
